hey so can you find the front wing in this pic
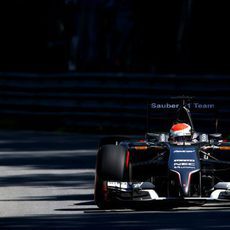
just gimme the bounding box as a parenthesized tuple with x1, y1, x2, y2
(106, 181, 230, 204)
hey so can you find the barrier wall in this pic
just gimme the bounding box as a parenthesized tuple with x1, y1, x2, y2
(0, 72, 230, 133)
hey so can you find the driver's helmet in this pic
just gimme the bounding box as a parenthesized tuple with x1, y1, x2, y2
(170, 123, 192, 142)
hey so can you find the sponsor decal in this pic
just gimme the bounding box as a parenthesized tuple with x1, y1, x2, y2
(151, 103, 179, 109)
(151, 102, 215, 110)
(174, 150, 195, 153)
(173, 159, 196, 169)
(171, 148, 197, 170)
(107, 182, 128, 188)
(193, 103, 215, 109)
(107, 182, 143, 189)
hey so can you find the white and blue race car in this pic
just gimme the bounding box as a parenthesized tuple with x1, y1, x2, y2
(94, 97, 230, 209)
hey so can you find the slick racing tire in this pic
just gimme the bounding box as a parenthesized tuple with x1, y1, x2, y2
(96, 145, 128, 181)
(94, 177, 121, 209)
(94, 177, 109, 209)
(94, 145, 129, 209)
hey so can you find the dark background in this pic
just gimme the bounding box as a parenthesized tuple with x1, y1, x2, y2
(0, 0, 229, 74)
(0, 1, 230, 135)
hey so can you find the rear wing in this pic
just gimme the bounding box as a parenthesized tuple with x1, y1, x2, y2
(147, 97, 218, 134)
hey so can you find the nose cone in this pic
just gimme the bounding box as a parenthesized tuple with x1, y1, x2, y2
(180, 173, 190, 196)
(168, 146, 201, 197)
(179, 171, 200, 197)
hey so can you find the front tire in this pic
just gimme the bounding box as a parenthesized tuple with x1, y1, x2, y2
(97, 145, 127, 181)
(94, 145, 128, 209)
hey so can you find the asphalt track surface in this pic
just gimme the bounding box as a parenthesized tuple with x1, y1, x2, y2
(1, 131, 230, 229)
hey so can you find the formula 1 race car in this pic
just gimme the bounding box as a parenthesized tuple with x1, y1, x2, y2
(94, 97, 230, 209)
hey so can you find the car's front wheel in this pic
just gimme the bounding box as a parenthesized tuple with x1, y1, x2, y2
(94, 145, 129, 209)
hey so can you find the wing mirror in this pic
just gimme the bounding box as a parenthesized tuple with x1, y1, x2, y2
(209, 133, 222, 139)
(209, 133, 223, 144)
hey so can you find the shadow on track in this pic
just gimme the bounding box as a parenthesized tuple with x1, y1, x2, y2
(0, 131, 100, 151)
(0, 132, 98, 188)
(0, 194, 94, 202)
(2, 210, 230, 230)
(0, 152, 96, 169)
